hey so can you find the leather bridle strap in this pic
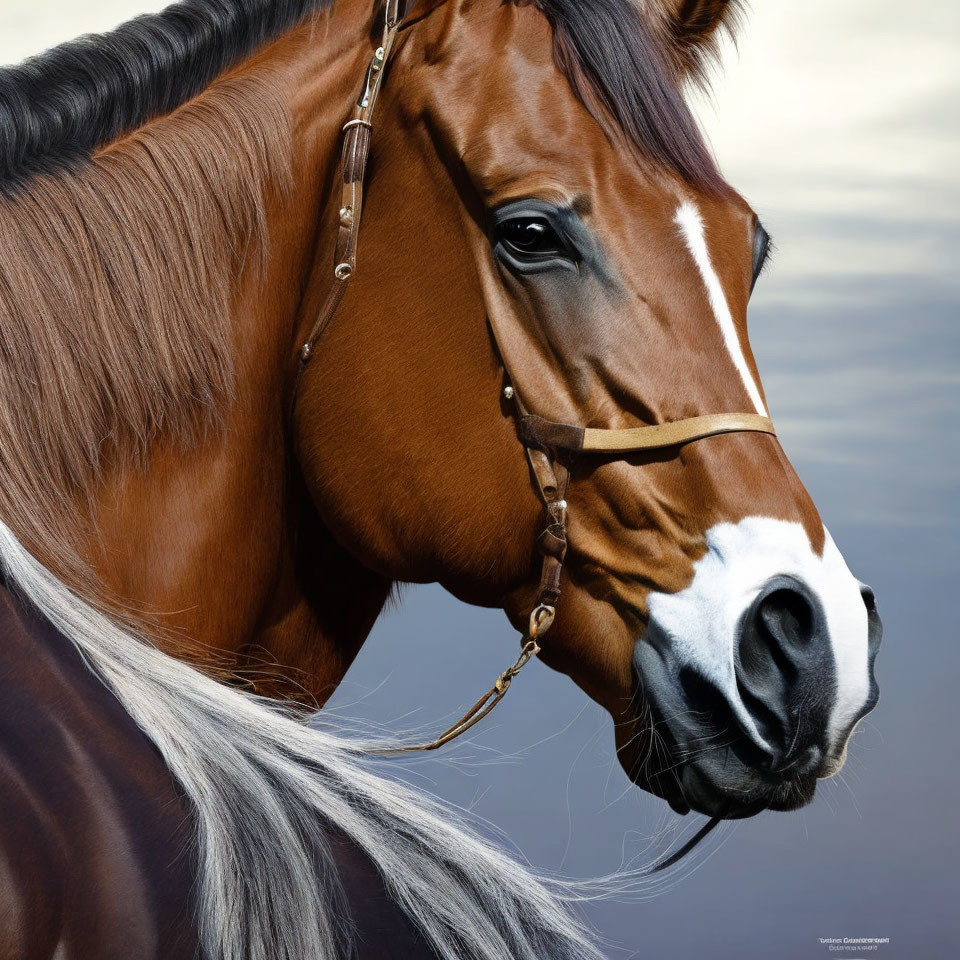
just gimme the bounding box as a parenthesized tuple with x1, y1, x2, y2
(284, 0, 560, 756)
(290, 0, 402, 407)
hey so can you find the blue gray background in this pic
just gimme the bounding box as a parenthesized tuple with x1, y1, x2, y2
(3, 3, 957, 957)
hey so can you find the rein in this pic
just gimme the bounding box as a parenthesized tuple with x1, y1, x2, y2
(291, 0, 777, 756)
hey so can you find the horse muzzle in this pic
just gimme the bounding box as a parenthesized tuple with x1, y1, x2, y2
(625, 518, 882, 819)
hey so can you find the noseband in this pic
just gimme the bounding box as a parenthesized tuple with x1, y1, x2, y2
(292, 0, 777, 754)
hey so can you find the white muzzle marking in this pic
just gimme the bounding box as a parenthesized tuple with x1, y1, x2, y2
(646, 516, 871, 761)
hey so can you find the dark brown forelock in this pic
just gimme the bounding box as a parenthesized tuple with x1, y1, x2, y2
(530, 0, 728, 193)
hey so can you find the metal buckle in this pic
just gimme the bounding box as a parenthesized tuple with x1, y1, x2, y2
(528, 604, 555, 640)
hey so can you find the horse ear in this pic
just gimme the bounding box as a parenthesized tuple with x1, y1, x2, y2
(653, 0, 743, 80)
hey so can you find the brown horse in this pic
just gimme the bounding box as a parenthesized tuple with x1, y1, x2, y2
(0, 0, 881, 955)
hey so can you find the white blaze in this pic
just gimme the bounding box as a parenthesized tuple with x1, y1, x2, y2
(674, 201, 768, 417)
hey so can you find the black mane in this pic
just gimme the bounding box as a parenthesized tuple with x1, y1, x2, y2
(0, 0, 723, 194)
(0, 0, 330, 191)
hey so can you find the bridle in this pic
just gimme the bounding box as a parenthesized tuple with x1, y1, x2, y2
(292, 0, 777, 754)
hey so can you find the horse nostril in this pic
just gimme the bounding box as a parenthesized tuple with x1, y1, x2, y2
(739, 583, 816, 688)
(860, 583, 877, 614)
(734, 577, 829, 768)
(756, 587, 815, 648)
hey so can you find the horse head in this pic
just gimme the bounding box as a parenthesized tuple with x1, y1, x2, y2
(293, 0, 882, 819)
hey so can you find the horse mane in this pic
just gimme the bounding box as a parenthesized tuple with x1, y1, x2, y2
(0, 1, 333, 583)
(0, 69, 294, 594)
(0, 0, 325, 594)
(0, 0, 330, 192)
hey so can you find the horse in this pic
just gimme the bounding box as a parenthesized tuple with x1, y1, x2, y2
(0, 0, 882, 956)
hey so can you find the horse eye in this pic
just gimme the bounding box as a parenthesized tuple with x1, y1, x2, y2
(496, 217, 563, 257)
(751, 222, 773, 294)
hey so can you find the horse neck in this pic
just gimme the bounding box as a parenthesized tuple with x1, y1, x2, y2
(81, 0, 394, 703)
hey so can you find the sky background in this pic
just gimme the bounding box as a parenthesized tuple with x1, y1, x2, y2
(2, 3, 958, 958)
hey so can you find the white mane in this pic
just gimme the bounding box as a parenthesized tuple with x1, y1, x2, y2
(0, 519, 608, 960)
